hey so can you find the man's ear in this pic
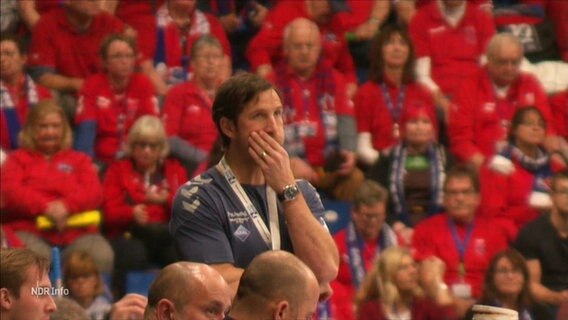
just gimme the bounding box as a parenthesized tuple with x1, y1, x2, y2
(219, 117, 236, 141)
(0, 288, 14, 311)
(275, 300, 290, 320)
(156, 299, 175, 320)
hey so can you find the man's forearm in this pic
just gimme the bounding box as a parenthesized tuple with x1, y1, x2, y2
(283, 194, 339, 284)
(210, 263, 245, 298)
(37, 73, 83, 93)
(531, 281, 564, 305)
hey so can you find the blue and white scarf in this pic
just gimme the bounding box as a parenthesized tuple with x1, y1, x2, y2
(0, 76, 39, 149)
(389, 142, 445, 226)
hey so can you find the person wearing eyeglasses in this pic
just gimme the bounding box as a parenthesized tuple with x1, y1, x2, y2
(513, 170, 568, 312)
(74, 34, 159, 169)
(269, 18, 363, 202)
(464, 249, 554, 320)
(355, 247, 456, 320)
(0, 100, 112, 275)
(102, 115, 186, 297)
(325, 180, 398, 320)
(411, 164, 509, 317)
(162, 35, 224, 178)
(367, 102, 449, 246)
(449, 33, 557, 170)
(480, 107, 566, 231)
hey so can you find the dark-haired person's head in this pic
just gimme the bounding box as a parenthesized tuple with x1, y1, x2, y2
(481, 249, 532, 308)
(0, 33, 27, 83)
(443, 164, 480, 223)
(551, 169, 568, 218)
(1, 248, 57, 320)
(507, 106, 546, 147)
(230, 251, 320, 320)
(368, 24, 415, 84)
(351, 180, 388, 241)
(212, 73, 280, 147)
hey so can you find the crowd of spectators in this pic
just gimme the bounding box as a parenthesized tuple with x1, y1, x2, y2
(1, 0, 567, 319)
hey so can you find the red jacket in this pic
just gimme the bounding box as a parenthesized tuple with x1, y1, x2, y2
(162, 80, 217, 153)
(154, 5, 231, 85)
(28, 8, 125, 79)
(246, 1, 356, 83)
(354, 78, 434, 152)
(357, 298, 456, 320)
(479, 155, 565, 229)
(549, 90, 568, 139)
(75, 73, 159, 163)
(102, 158, 187, 238)
(449, 70, 553, 162)
(0, 149, 103, 246)
(412, 214, 509, 298)
(409, 1, 494, 97)
(115, 0, 164, 60)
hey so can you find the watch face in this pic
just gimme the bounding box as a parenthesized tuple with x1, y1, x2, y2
(283, 184, 299, 201)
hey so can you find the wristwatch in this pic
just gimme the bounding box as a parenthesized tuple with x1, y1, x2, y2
(277, 184, 300, 202)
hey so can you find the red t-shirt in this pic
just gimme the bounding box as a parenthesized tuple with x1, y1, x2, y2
(246, 1, 356, 83)
(270, 63, 353, 166)
(162, 80, 218, 153)
(549, 90, 568, 139)
(102, 158, 186, 238)
(409, 1, 494, 97)
(28, 8, 125, 79)
(75, 73, 159, 163)
(0, 149, 103, 246)
(449, 70, 553, 162)
(354, 78, 434, 152)
(412, 214, 509, 298)
(115, 0, 164, 60)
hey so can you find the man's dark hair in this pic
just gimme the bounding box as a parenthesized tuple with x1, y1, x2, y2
(444, 164, 480, 193)
(507, 106, 546, 143)
(0, 33, 26, 55)
(212, 73, 276, 147)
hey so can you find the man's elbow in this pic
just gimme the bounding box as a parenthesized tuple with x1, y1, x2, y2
(316, 252, 339, 284)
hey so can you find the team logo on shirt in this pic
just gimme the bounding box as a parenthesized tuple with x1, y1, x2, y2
(227, 211, 249, 224)
(56, 163, 73, 173)
(234, 225, 251, 242)
(482, 102, 496, 113)
(96, 96, 111, 109)
(473, 238, 486, 256)
(464, 26, 477, 45)
(186, 105, 201, 113)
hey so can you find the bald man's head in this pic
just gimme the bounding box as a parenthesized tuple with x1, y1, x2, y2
(145, 262, 231, 320)
(486, 33, 524, 87)
(283, 18, 322, 77)
(231, 251, 320, 320)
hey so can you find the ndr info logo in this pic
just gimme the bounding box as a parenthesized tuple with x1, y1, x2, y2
(31, 283, 69, 296)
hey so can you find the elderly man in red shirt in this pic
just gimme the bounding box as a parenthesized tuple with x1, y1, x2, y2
(269, 18, 362, 201)
(449, 33, 557, 169)
(247, 0, 357, 97)
(27, 0, 127, 94)
(409, 0, 494, 117)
